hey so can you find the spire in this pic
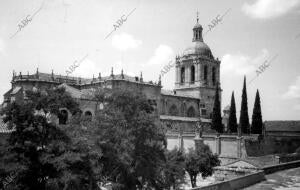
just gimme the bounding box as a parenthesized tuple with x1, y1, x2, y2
(121, 69, 124, 79)
(51, 69, 54, 80)
(98, 72, 101, 80)
(19, 72, 22, 79)
(197, 11, 199, 24)
(36, 68, 39, 79)
(140, 71, 143, 82)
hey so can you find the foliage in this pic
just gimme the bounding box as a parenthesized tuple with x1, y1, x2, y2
(228, 91, 238, 133)
(90, 88, 167, 190)
(185, 142, 220, 188)
(0, 87, 97, 190)
(211, 83, 223, 133)
(251, 90, 263, 134)
(239, 76, 250, 134)
(162, 148, 186, 189)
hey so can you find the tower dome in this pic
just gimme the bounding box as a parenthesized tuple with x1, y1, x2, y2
(183, 13, 213, 58)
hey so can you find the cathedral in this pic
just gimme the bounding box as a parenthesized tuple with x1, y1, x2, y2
(2, 18, 222, 135)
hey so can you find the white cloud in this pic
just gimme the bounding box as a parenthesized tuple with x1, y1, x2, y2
(0, 38, 5, 55)
(221, 49, 269, 76)
(283, 76, 300, 99)
(294, 104, 300, 110)
(111, 33, 142, 51)
(71, 57, 102, 78)
(242, 0, 300, 19)
(146, 45, 174, 65)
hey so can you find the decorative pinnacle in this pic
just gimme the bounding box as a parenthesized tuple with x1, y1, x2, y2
(111, 67, 114, 76)
(98, 72, 101, 79)
(158, 75, 161, 85)
(121, 69, 124, 79)
(197, 11, 199, 23)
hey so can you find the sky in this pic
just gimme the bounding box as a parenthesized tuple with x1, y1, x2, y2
(0, 0, 300, 120)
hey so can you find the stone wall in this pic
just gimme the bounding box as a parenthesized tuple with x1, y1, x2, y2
(245, 136, 300, 156)
(190, 171, 265, 190)
(166, 134, 248, 163)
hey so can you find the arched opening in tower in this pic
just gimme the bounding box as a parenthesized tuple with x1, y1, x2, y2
(181, 67, 185, 83)
(191, 65, 195, 83)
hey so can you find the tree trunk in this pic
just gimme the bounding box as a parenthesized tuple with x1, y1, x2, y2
(190, 175, 197, 188)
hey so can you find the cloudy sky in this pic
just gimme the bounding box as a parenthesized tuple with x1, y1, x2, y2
(0, 0, 300, 120)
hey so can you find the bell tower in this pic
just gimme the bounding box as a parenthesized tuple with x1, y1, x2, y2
(174, 13, 221, 118)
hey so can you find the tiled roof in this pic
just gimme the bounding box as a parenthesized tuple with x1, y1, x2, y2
(265, 121, 300, 132)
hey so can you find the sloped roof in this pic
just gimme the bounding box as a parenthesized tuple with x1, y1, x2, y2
(58, 83, 83, 99)
(161, 89, 199, 99)
(11, 86, 22, 95)
(265, 121, 300, 132)
(223, 160, 259, 169)
(160, 115, 211, 122)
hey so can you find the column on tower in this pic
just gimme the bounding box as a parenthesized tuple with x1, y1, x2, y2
(196, 62, 200, 82)
(186, 66, 191, 84)
(176, 65, 179, 84)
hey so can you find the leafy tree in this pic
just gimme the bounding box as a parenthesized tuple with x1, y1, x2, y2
(239, 76, 250, 134)
(211, 83, 223, 133)
(185, 142, 220, 188)
(251, 90, 263, 134)
(0, 87, 97, 190)
(91, 88, 167, 190)
(228, 91, 238, 133)
(162, 148, 186, 190)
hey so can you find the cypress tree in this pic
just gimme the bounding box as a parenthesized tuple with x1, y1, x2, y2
(239, 76, 250, 134)
(251, 89, 263, 134)
(211, 83, 223, 133)
(228, 91, 238, 133)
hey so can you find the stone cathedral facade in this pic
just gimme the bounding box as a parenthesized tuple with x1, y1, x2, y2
(2, 18, 222, 136)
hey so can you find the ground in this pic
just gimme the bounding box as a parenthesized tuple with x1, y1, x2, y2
(244, 167, 300, 190)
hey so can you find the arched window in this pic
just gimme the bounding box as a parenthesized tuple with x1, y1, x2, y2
(59, 109, 68, 124)
(212, 67, 216, 86)
(191, 65, 195, 83)
(204, 65, 208, 81)
(84, 111, 93, 121)
(187, 107, 196, 117)
(169, 105, 178, 116)
(181, 103, 186, 116)
(180, 67, 185, 83)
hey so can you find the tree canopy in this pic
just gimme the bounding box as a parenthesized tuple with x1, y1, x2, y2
(239, 76, 250, 134)
(228, 91, 238, 133)
(185, 142, 220, 188)
(251, 89, 263, 134)
(211, 83, 223, 133)
(0, 87, 97, 190)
